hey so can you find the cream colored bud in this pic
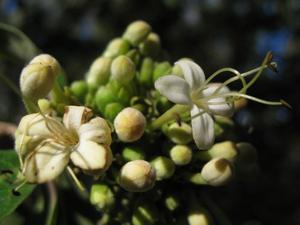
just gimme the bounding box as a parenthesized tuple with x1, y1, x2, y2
(111, 55, 136, 84)
(151, 156, 175, 180)
(167, 122, 192, 144)
(103, 38, 130, 58)
(208, 141, 238, 162)
(201, 158, 233, 186)
(119, 160, 156, 192)
(123, 20, 151, 46)
(114, 107, 146, 142)
(86, 57, 112, 86)
(170, 145, 192, 166)
(20, 54, 60, 100)
(187, 207, 213, 225)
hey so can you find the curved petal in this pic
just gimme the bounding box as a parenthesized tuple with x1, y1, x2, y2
(63, 106, 93, 132)
(79, 117, 112, 145)
(70, 140, 112, 173)
(176, 60, 205, 90)
(155, 75, 192, 105)
(23, 140, 70, 183)
(202, 83, 234, 117)
(191, 105, 214, 150)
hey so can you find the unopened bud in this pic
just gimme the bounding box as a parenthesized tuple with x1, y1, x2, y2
(95, 85, 117, 112)
(86, 57, 112, 87)
(103, 38, 130, 58)
(170, 145, 192, 166)
(123, 20, 151, 46)
(119, 160, 156, 192)
(166, 122, 192, 144)
(114, 107, 146, 142)
(164, 194, 180, 211)
(132, 203, 159, 225)
(126, 49, 141, 65)
(111, 55, 136, 84)
(139, 32, 161, 57)
(90, 184, 115, 210)
(201, 158, 233, 186)
(37, 99, 51, 113)
(122, 146, 146, 162)
(153, 61, 172, 82)
(139, 57, 154, 87)
(70, 80, 88, 102)
(104, 102, 124, 121)
(187, 207, 213, 225)
(151, 156, 175, 180)
(20, 54, 60, 101)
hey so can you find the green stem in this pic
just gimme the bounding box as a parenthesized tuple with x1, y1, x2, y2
(45, 182, 58, 225)
(149, 104, 190, 130)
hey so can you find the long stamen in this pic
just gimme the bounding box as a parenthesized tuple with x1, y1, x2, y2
(67, 166, 85, 191)
(13, 179, 28, 195)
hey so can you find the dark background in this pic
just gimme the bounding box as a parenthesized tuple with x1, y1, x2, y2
(0, 0, 299, 225)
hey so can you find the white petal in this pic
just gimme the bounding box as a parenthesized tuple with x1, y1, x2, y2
(23, 141, 70, 183)
(176, 60, 205, 90)
(154, 75, 192, 105)
(202, 83, 234, 116)
(79, 117, 112, 145)
(63, 106, 93, 132)
(191, 105, 214, 150)
(71, 140, 112, 173)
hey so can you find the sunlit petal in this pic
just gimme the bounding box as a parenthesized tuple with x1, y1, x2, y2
(63, 106, 93, 132)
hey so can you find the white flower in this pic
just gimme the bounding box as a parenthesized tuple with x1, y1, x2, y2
(155, 60, 234, 150)
(15, 106, 112, 183)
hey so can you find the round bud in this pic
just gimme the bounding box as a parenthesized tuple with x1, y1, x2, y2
(139, 32, 161, 57)
(170, 145, 192, 166)
(167, 122, 192, 144)
(104, 102, 124, 121)
(114, 107, 146, 142)
(151, 156, 175, 180)
(37, 99, 51, 113)
(164, 194, 180, 212)
(209, 141, 238, 161)
(111, 55, 136, 84)
(132, 203, 158, 225)
(103, 38, 130, 58)
(119, 160, 156, 192)
(187, 207, 212, 225)
(90, 184, 115, 210)
(86, 57, 112, 86)
(153, 61, 172, 82)
(123, 20, 151, 46)
(70, 80, 88, 102)
(201, 158, 233, 186)
(20, 54, 60, 101)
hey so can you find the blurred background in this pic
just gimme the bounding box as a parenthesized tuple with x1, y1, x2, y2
(0, 0, 299, 225)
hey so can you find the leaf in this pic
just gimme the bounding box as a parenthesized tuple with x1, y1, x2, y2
(0, 150, 35, 221)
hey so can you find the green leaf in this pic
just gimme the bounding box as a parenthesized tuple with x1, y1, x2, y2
(0, 150, 35, 221)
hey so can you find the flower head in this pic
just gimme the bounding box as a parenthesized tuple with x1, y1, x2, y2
(15, 106, 112, 183)
(155, 60, 234, 150)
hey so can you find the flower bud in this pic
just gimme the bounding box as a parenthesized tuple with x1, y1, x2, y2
(139, 32, 161, 57)
(187, 207, 213, 225)
(138, 57, 154, 87)
(86, 57, 112, 87)
(132, 203, 159, 225)
(126, 49, 141, 65)
(153, 61, 172, 82)
(20, 54, 60, 101)
(170, 145, 192, 166)
(201, 158, 233, 186)
(90, 184, 115, 210)
(37, 99, 51, 113)
(95, 85, 118, 112)
(119, 160, 156, 192)
(166, 122, 192, 144)
(164, 194, 180, 212)
(104, 102, 124, 121)
(122, 146, 146, 162)
(114, 107, 146, 142)
(151, 156, 175, 180)
(123, 20, 151, 46)
(103, 38, 130, 58)
(111, 55, 136, 84)
(70, 80, 88, 102)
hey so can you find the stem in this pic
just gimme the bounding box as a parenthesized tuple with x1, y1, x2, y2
(67, 166, 85, 191)
(45, 182, 58, 225)
(149, 104, 190, 130)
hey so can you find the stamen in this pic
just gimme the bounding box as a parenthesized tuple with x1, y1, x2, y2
(67, 166, 85, 191)
(12, 179, 28, 196)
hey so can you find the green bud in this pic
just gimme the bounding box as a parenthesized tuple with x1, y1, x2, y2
(164, 194, 180, 212)
(86, 57, 112, 87)
(114, 107, 146, 142)
(119, 160, 156, 192)
(126, 49, 141, 65)
(156, 96, 172, 113)
(201, 158, 233, 186)
(132, 203, 158, 225)
(20, 54, 60, 101)
(122, 146, 146, 162)
(37, 99, 51, 113)
(139, 57, 154, 87)
(103, 38, 130, 58)
(151, 156, 175, 180)
(166, 122, 192, 144)
(95, 86, 118, 112)
(111, 55, 136, 84)
(123, 20, 151, 46)
(139, 32, 161, 57)
(70, 80, 88, 102)
(104, 102, 124, 121)
(153, 61, 172, 82)
(90, 184, 115, 210)
(170, 145, 192, 166)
